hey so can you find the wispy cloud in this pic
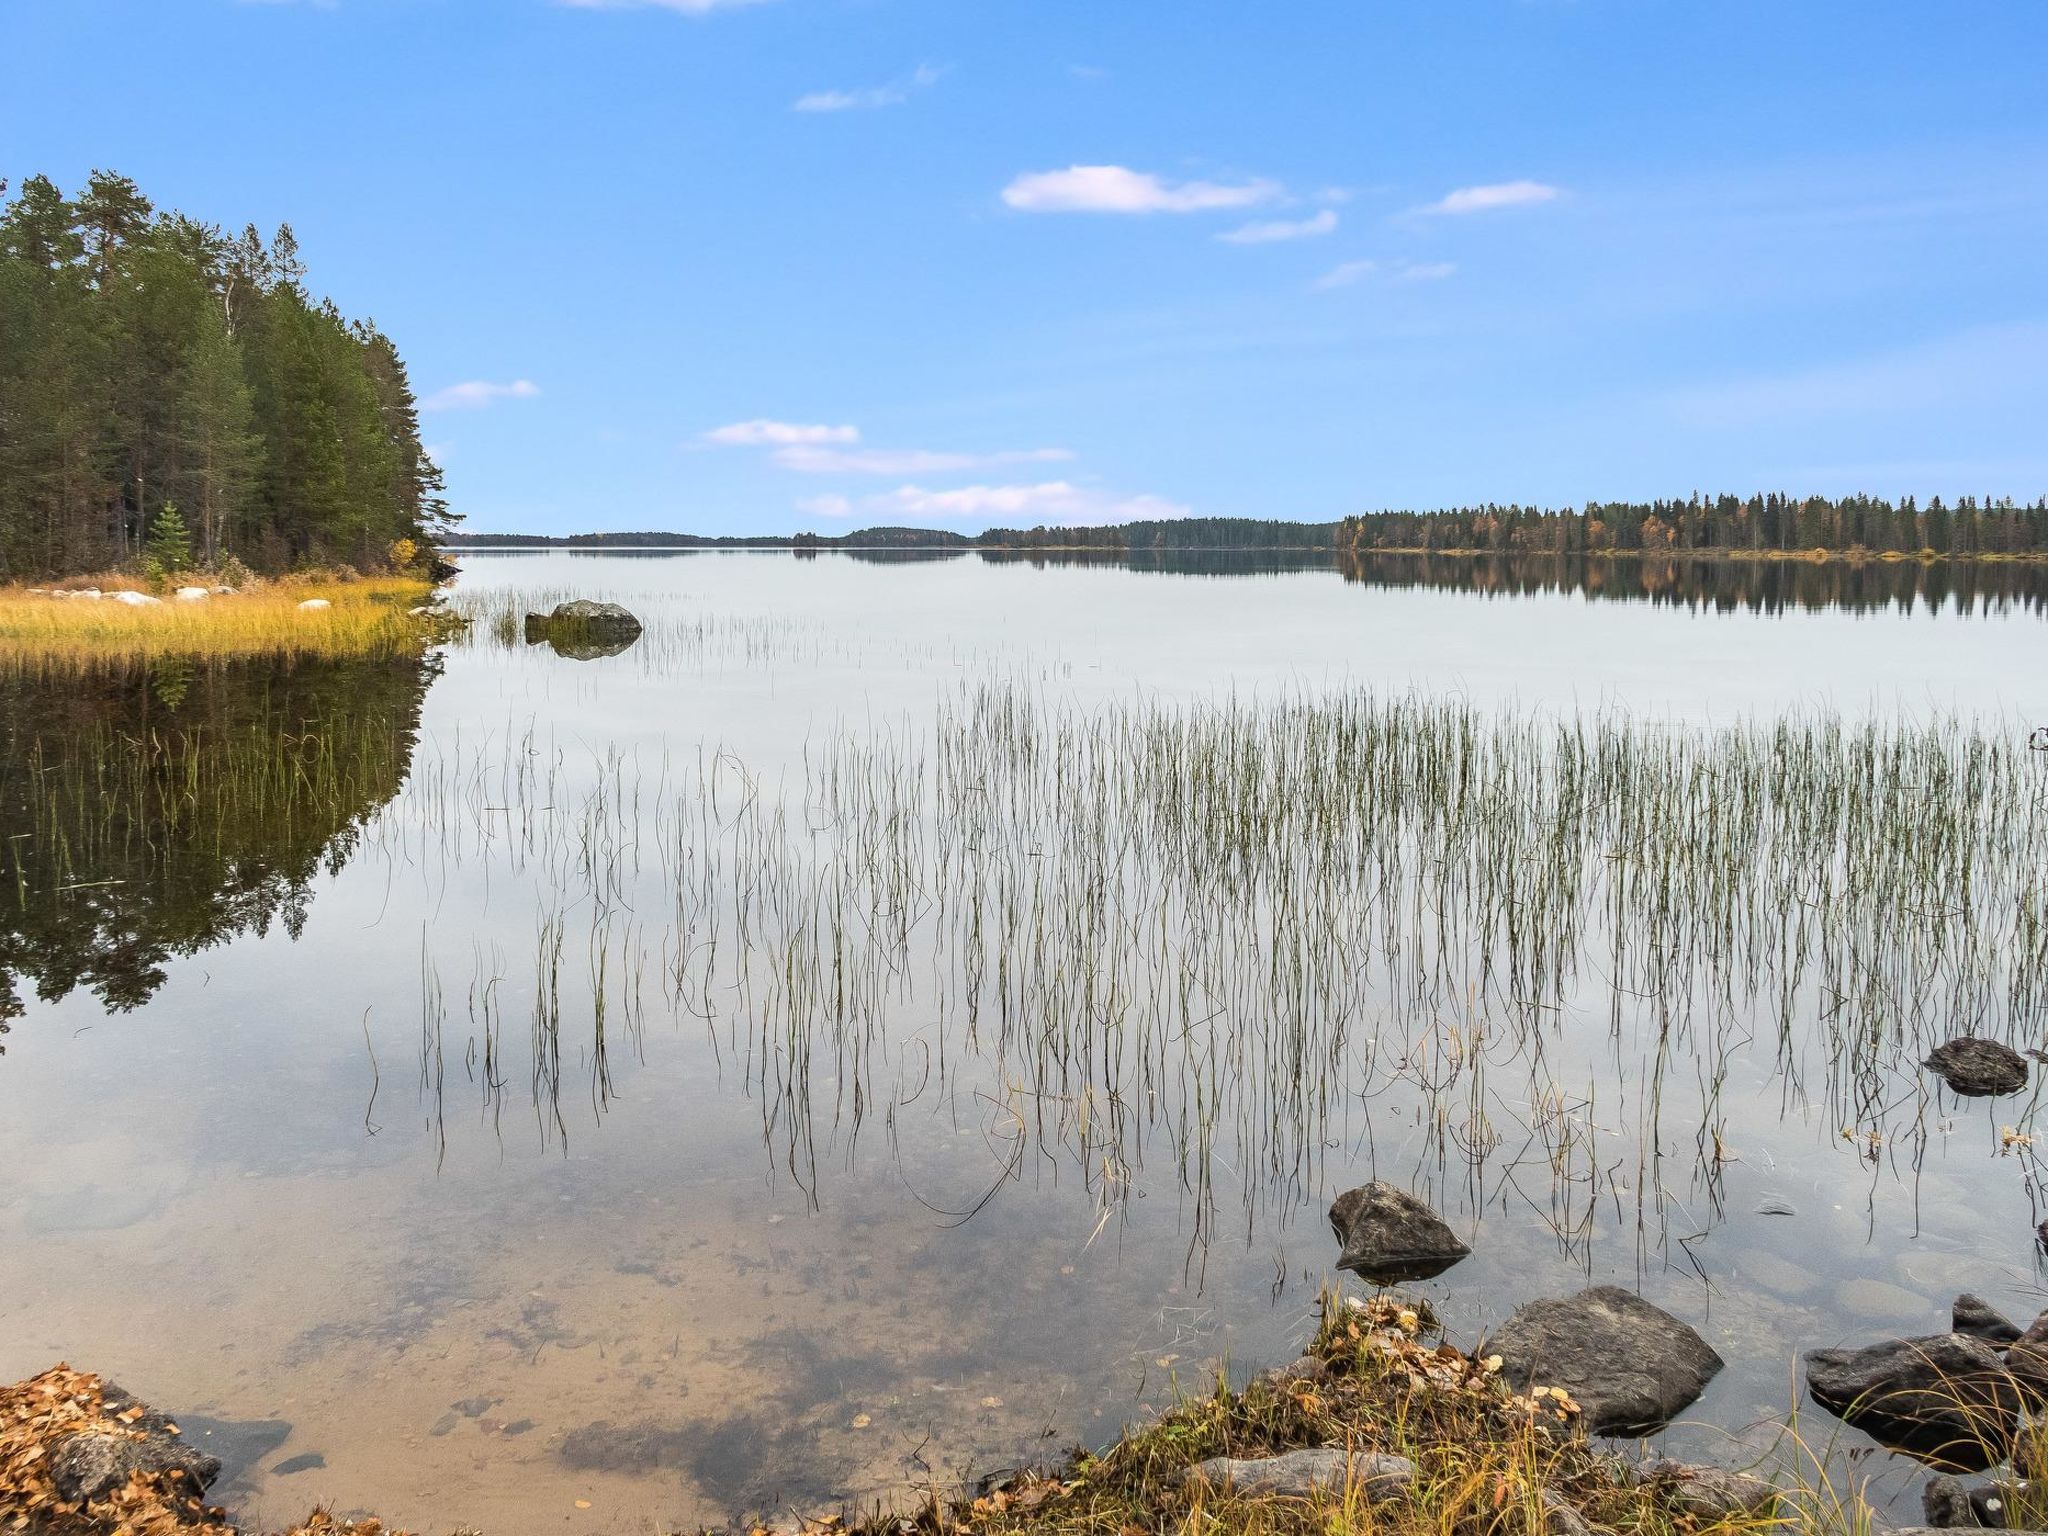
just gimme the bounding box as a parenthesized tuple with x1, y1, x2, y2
(776, 445, 1073, 475)
(422, 379, 539, 411)
(1668, 321, 2048, 428)
(704, 419, 859, 446)
(1217, 209, 1337, 245)
(809, 481, 1191, 527)
(1312, 258, 1455, 291)
(556, 0, 774, 12)
(795, 63, 945, 113)
(1002, 165, 1280, 215)
(1422, 179, 1561, 215)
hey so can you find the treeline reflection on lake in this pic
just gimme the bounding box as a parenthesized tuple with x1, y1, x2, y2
(0, 653, 435, 1024)
(510, 544, 2048, 616)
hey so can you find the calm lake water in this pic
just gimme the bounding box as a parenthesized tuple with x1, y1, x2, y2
(3, 549, 2046, 1534)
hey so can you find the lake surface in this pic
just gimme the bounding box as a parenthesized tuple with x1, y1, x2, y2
(3, 549, 2046, 1534)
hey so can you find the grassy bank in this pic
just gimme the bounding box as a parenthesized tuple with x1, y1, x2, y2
(0, 577, 440, 669)
(1, 1297, 1839, 1536)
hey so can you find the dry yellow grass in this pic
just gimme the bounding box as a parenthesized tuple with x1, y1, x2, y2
(0, 577, 437, 669)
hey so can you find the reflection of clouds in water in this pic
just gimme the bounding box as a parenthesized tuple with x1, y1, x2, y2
(6, 554, 2048, 1529)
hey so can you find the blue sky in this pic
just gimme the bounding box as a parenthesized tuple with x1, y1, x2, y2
(5, 1, 2046, 535)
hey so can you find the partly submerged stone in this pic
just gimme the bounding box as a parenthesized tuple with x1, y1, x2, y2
(1183, 1448, 1415, 1501)
(1999, 1312, 2048, 1404)
(1925, 1038, 2029, 1097)
(50, 1382, 222, 1505)
(1482, 1286, 1724, 1435)
(1327, 1182, 1470, 1284)
(1954, 1295, 2024, 1347)
(1804, 1333, 2020, 1470)
(524, 599, 643, 659)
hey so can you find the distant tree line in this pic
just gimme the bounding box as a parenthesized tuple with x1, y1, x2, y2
(449, 498, 2048, 559)
(1340, 494, 2048, 557)
(0, 171, 451, 579)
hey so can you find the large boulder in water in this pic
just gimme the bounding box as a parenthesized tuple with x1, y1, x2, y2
(1804, 1333, 2020, 1469)
(1481, 1286, 1724, 1435)
(1327, 1182, 1470, 1284)
(1925, 1038, 2028, 1097)
(524, 599, 643, 659)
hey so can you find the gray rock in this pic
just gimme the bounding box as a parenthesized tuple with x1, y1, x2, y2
(1481, 1286, 1724, 1435)
(2002, 1313, 2048, 1404)
(1327, 1182, 1470, 1284)
(1921, 1473, 2038, 1528)
(1254, 1356, 1330, 1390)
(1184, 1449, 1414, 1501)
(1540, 1489, 1593, 1536)
(272, 1452, 326, 1475)
(1804, 1333, 2019, 1469)
(1639, 1457, 1779, 1519)
(1925, 1039, 2029, 1097)
(1955, 1296, 2024, 1347)
(50, 1385, 221, 1505)
(523, 601, 643, 659)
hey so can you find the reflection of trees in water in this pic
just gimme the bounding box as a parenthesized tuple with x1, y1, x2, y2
(1336, 550, 2048, 615)
(0, 654, 437, 1024)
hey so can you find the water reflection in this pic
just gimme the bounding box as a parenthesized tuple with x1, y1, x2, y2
(0, 654, 436, 1023)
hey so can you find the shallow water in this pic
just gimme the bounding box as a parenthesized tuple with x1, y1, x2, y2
(3, 550, 2047, 1534)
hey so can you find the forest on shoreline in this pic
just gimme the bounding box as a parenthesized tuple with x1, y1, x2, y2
(0, 172, 452, 581)
(447, 493, 2048, 559)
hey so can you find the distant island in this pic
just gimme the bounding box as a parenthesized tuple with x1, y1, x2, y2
(448, 493, 2048, 560)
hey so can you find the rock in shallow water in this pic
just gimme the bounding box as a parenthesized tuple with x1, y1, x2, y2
(1481, 1286, 1724, 1435)
(1955, 1295, 2024, 1347)
(1184, 1449, 1415, 1501)
(1327, 1182, 1470, 1284)
(1925, 1038, 2029, 1097)
(1804, 1333, 2020, 1469)
(49, 1383, 222, 1505)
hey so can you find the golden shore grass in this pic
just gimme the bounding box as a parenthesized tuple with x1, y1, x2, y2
(0, 577, 435, 668)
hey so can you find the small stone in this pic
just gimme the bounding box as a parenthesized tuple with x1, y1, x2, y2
(1955, 1296, 2023, 1347)
(452, 1396, 493, 1417)
(273, 1452, 326, 1475)
(1838, 1277, 1928, 1324)
(1184, 1449, 1415, 1501)
(1925, 1039, 2029, 1097)
(1327, 1182, 1470, 1284)
(1639, 1457, 1779, 1519)
(430, 1413, 458, 1437)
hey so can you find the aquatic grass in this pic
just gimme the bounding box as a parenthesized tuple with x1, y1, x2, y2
(371, 679, 2048, 1272)
(0, 577, 435, 669)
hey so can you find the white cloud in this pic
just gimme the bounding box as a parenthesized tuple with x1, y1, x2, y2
(1312, 260, 1377, 291)
(775, 445, 1073, 475)
(795, 63, 944, 113)
(1312, 258, 1455, 291)
(422, 379, 540, 411)
(847, 481, 1192, 527)
(704, 419, 860, 446)
(1423, 180, 1561, 215)
(1217, 209, 1338, 245)
(1001, 165, 1280, 215)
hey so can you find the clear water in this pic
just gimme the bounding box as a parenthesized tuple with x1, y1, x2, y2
(3, 550, 2046, 1534)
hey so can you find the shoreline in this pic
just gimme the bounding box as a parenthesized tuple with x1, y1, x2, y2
(0, 1293, 1877, 1536)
